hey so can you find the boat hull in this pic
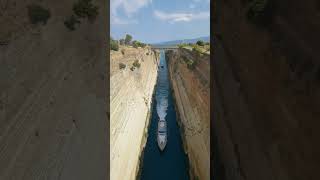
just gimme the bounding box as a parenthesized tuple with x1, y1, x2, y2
(157, 120, 167, 151)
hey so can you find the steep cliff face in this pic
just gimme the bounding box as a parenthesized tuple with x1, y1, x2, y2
(110, 46, 159, 180)
(0, 0, 108, 179)
(213, 0, 320, 180)
(166, 48, 210, 180)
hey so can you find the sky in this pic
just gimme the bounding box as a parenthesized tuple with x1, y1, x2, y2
(110, 0, 210, 44)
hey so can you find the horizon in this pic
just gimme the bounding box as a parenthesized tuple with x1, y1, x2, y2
(110, 34, 210, 44)
(110, 0, 210, 44)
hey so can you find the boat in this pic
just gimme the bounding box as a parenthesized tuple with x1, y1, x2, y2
(157, 119, 167, 151)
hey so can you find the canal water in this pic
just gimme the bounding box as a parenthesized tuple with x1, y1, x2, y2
(140, 51, 190, 180)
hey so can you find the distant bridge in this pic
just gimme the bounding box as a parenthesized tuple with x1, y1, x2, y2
(151, 46, 179, 50)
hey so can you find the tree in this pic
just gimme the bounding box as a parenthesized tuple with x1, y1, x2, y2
(125, 34, 132, 45)
(196, 40, 205, 46)
(119, 39, 125, 45)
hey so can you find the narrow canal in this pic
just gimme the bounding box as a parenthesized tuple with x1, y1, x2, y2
(140, 51, 190, 180)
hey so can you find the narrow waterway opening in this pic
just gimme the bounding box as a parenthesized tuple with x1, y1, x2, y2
(139, 50, 190, 180)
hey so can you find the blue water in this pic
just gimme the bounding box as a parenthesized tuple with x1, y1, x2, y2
(140, 51, 190, 180)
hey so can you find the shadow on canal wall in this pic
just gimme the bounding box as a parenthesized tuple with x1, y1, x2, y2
(136, 81, 157, 180)
(212, 0, 320, 179)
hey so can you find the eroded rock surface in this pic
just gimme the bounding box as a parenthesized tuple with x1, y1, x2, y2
(166, 48, 210, 180)
(110, 46, 159, 180)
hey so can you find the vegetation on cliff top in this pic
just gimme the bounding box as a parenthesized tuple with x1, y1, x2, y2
(64, 15, 81, 31)
(110, 37, 119, 51)
(110, 34, 148, 51)
(125, 34, 132, 45)
(133, 60, 141, 68)
(64, 0, 99, 31)
(27, 4, 51, 25)
(119, 63, 126, 70)
(132, 40, 147, 48)
(178, 42, 210, 55)
(73, 0, 99, 22)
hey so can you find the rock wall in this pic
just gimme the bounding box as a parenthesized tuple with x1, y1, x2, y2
(0, 0, 108, 179)
(110, 46, 159, 180)
(213, 0, 320, 180)
(166, 48, 210, 180)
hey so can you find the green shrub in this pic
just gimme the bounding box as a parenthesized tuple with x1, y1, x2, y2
(121, 49, 125, 55)
(183, 57, 197, 70)
(133, 60, 141, 68)
(110, 38, 119, 51)
(73, 0, 99, 22)
(196, 40, 205, 46)
(119, 63, 126, 69)
(130, 66, 135, 71)
(132, 40, 146, 48)
(27, 4, 51, 25)
(64, 15, 81, 31)
(247, 0, 272, 25)
(192, 45, 203, 54)
(178, 43, 188, 48)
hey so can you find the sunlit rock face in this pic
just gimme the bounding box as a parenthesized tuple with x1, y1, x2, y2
(110, 46, 159, 180)
(166, 48, 210, 180)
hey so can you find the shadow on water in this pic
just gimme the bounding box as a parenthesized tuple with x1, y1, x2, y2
(139, 51, 190, 180)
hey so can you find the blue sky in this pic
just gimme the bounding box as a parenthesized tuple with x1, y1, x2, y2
(110, 0, 210, 44)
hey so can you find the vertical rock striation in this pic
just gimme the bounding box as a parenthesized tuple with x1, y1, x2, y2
(213, 0, 320, 179)
(110, 46, 159, 180)
(166, 48, 210, 180)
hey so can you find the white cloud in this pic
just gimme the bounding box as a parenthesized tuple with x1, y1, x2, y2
(111, 0, 151, 24)
(154, 10, 209, 24)
(111, 16, 138, 25)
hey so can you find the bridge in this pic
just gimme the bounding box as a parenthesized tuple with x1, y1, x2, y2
(150, 45, 179, 50)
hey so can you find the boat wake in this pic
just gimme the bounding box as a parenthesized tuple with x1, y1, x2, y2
(156, 51, 169, 121)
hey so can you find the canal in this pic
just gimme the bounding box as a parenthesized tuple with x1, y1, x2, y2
(139, 51, 190, 180)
